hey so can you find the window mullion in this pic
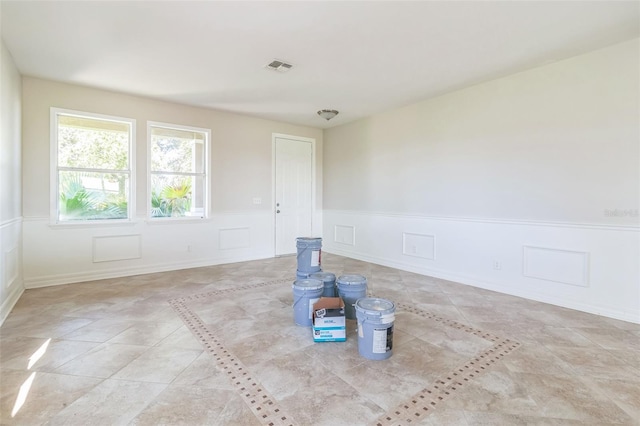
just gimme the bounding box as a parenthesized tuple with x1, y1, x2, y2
(58, 166, 131, 174)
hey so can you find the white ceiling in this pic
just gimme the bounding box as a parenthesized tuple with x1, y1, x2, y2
(2, 1, 638, 129)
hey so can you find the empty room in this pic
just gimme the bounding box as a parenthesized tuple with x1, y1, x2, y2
(1, 1, 639, 425)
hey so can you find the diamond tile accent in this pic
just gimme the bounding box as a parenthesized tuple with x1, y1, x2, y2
(170, 280, 521, 425)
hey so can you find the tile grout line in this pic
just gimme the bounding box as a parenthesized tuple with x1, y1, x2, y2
(371, 303, 521, 425)
(169, 281, 522, 426)
(170, 279, 296, 426)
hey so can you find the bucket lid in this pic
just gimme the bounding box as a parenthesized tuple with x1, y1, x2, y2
(309, 272, 336, 283)
(337, 274, 367, 286)
(292, 278, 323, 291)
(355, 298, 395, 316)
(296, 237, 322, 242)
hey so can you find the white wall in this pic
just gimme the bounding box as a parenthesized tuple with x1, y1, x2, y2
(323, 39, 640, 323)
(0, 39, 24, 323)
(22, 77, 323, 288)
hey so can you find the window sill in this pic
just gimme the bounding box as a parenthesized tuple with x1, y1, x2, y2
(49, 219, 138, 229)
(145, 217, 211, 225)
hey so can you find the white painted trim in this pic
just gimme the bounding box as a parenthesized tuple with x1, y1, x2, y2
(522, 245, 590, 288)
(209, 211, 274, 217)
(325, 245, 639, 324)
(272, 133, 317, 256)
(1, 218, 24, 326)
(22, 212, 275, 289)
(333, 224, 356, 246)
(50, 109, 57, 223)
(324, 209, 640, 232)
(218, 227, 251, 250)
(4, 246, 20, 288)
(0, 217, 22, 228)
(47, 220, 139, 229)
(402, 232, 436, 260)
(0, 283, 24, 326)
(92, 234, 142, 263)
(24, 211, 269, 222)
(23, 253, 274, 289)
(144, 217, 213, 225)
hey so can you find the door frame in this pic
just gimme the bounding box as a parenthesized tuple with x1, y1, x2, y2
(272, 133, 317, 256)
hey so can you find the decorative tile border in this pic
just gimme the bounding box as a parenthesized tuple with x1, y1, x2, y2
(170, 280, 295, 426)
(169, 280, 521, 426)
(374, 303, 521, 425)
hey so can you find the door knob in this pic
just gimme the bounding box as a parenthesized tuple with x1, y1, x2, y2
(276, 210, 280, 213)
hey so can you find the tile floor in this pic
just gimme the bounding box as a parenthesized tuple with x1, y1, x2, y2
(1, 253, 639, 425)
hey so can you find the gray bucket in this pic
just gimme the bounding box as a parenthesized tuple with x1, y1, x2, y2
(336, 274, 368, 320)
(296, 237, 322, 274)
(296, 270, 313, 280)
(310, 272, 336, 297)
(292, 279, 323, 327)
(355, 298, 396, 360)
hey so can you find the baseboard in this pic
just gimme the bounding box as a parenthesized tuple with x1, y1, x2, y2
(0, 282, 25, 326)
(325, 247, 640, 324)
(24, 252, 274, 289)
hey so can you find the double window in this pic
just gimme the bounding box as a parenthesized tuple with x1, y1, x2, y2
(148, 122, 210, 219)
(51, 108, 135, 223)
(51, 109, 210, 224)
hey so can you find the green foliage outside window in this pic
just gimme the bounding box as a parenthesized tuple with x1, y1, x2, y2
(151, 180, 192, 217)
(59, 172, 127, 220)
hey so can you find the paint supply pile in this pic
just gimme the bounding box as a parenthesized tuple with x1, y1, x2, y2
(290, 237, 395, 359)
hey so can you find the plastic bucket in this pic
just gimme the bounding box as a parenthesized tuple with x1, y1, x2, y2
(292, 279, 324, 327)
(296, 270, 312, 280)
(296, 237, 322, 274)
(336, 274, 368, 320)
(310, 272, 337, 297)
(355, 298, 396, 360)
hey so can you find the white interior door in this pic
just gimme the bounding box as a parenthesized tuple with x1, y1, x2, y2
(274, 135, 313, 256)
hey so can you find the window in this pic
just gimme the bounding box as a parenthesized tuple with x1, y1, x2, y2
(148, 122, 210, 219)
(51, 108, 135, 223)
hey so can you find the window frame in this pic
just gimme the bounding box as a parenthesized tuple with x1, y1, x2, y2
(146, 121, 211, 222)
(50, 107, 136, 226)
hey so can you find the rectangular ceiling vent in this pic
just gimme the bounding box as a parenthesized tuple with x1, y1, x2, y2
(266, 59, 293, 72)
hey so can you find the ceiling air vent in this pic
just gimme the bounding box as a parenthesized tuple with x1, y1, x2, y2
(266, 59, 293, 72)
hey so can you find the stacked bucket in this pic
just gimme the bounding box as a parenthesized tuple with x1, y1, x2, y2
(291, 236, 396, 360)
(292, 237, 325, 328)
(295, 237, 322, 280)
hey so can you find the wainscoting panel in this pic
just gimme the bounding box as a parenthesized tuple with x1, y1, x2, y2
(334, 224, 355, 246)
(323, 210, 639, 324)
(523, 246, 589, 287)
(93, 235, 142, 263)
(219, 227, 251, 250)
(402, 232, 435, 260)
(1, 217, 24, 325)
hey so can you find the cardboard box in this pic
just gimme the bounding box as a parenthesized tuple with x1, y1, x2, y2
(312, 297, 346, 342)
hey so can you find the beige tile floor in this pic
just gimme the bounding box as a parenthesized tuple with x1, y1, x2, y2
(1, 253, 639, 425)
